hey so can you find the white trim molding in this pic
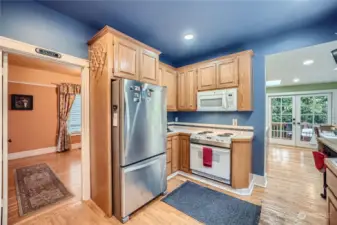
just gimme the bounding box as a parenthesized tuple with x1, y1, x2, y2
(0, 36, 88, 67)
(253, 173, 268, 188)
(8, 143, 82, 160)
(167, 171, 264, 196)
(8, 147, 57, 160)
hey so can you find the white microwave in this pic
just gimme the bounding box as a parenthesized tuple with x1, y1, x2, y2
(197, 88, 237, 111)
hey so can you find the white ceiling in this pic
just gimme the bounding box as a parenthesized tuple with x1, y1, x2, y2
(266, 40, 337, 87)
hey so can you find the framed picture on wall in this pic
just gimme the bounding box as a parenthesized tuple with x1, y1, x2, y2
(11, 94, 33, 110)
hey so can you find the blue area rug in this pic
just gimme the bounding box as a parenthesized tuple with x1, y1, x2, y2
(162, 181, 261, 225)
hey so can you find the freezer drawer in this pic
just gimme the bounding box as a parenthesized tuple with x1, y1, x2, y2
(121, 154, 167, 218)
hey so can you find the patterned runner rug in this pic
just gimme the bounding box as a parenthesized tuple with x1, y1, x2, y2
(15, 163, 73, 216)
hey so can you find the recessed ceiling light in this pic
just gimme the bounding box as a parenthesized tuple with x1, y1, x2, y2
(303, 59, 314, 65)
(293, 78, 300, 83)
(266, 80, 281, 87)
(334, 67, 337, 71)
(184, 34, 194, 40)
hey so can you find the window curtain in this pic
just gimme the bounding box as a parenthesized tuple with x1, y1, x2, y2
(56, 83, 81, 152)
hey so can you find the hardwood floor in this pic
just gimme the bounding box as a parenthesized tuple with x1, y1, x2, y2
(13, 145, 327, 225)
(8, 149, 81, 225)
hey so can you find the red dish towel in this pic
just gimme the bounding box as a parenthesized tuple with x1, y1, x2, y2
(203, 147, 213, 167)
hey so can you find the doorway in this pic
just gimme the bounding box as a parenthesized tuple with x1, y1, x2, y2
(0, 36, 90, 225)
(268, 92, 331, 148)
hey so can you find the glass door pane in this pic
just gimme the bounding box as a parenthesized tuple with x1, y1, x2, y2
(269, 96, 295, 145)
(296, 94, 331, 148)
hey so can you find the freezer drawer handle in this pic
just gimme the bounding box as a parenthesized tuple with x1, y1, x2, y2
(123, 157, 160, 173)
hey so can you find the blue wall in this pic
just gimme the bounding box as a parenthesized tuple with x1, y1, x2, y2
(175, 20, 337, 176)
(0, 1, 97, 59)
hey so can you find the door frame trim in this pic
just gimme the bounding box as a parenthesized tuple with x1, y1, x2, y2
(0, 36, 90, 225)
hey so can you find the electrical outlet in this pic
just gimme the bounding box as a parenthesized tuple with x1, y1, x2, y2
(175, 117, 179, 122)
(232, 119, 238, 126)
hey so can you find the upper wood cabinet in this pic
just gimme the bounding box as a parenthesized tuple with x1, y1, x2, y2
(177, 71, 186, 110)
(140, 48, 159, 85)
(186, 68, 197, 110)
(177, 68, 197, 111)
(113, 36, 139, 80)
(237, 53, 253, 111)
(197, 63, 216, 91)
(160, 63, 177, 111)
(88, 26, 161, 84)
(216, 57, 238, 89)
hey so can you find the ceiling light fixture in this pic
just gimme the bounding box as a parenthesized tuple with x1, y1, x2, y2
(184, 34, 194, 40)
(303, 59, 314, 65)
(334, 67, 337, 71)
(266, 80, 281, 87)
(293, 78, 300, 83)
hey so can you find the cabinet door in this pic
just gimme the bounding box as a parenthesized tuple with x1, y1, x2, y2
(113, 37, 139, 80)
(180, 136, 190, 173)
(328, 188, 337, 225)
(237, 53, 253, 111)
(197, 63, 216, 91)
(177, 72, 186, 110)
(186, 68, 197, 110)
(140, 49, 159, 85)
(216, 57, 238, 88)
(162, 69, 177, 111)
(172, 136, 179, 173)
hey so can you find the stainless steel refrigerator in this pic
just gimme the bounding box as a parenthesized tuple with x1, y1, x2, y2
(111, 79, 167, 223)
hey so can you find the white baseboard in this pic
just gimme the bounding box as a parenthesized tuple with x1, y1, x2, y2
(253, 173, 268, 188)
(8, 146, 57, 160)
(71, 143, 82, 149)
(8, 143, 82, 160)
(167, 170, 255, 196)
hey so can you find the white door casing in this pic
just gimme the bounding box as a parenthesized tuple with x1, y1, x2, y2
(0, 36, 90, 225)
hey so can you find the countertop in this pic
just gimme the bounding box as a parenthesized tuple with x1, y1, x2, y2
(166, 125, 254, 141)
(326, 158, 337, 175)
(318, 137, 337, 153)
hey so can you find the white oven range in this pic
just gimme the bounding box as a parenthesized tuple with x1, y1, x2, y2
(190, 131, 236, 185)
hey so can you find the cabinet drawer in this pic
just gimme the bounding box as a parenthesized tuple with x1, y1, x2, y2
(327, 169, 337, 196)
(166, 162, 172, 176)
(167, 148, 172, 163)
(167, 140, 172, 149)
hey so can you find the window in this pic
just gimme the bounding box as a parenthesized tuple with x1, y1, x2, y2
(68, 95, 81, 134)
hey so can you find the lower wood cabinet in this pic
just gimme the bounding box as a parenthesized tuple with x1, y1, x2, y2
(172, 136, 180, 172)
(166, 134, 190, 177)
(179, 135, 190, 173)
(166, 162, 172, 177)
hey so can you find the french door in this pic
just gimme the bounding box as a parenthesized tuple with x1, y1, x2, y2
(269, 93, 331, 148)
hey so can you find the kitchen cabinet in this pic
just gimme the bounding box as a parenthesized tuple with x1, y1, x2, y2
(171, 136, 179, 173)
(186, 68, 197, 110)
(328, 188, 337, 225)
(88, 26, 161, 84)
(166, 137, 172, 176)
(177, 68, 197, 111)
(160, 63, 177, 111)
(180, 135, 190, 173)
(216, 57, 238, 89)
(237, 52, 253, 111)
(140, 48, 159, 85)
(197, 63, 216, 91)
(113, 36, 139, 80)
(231, 139, 252, 189)
(177, 71, 186, 110)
